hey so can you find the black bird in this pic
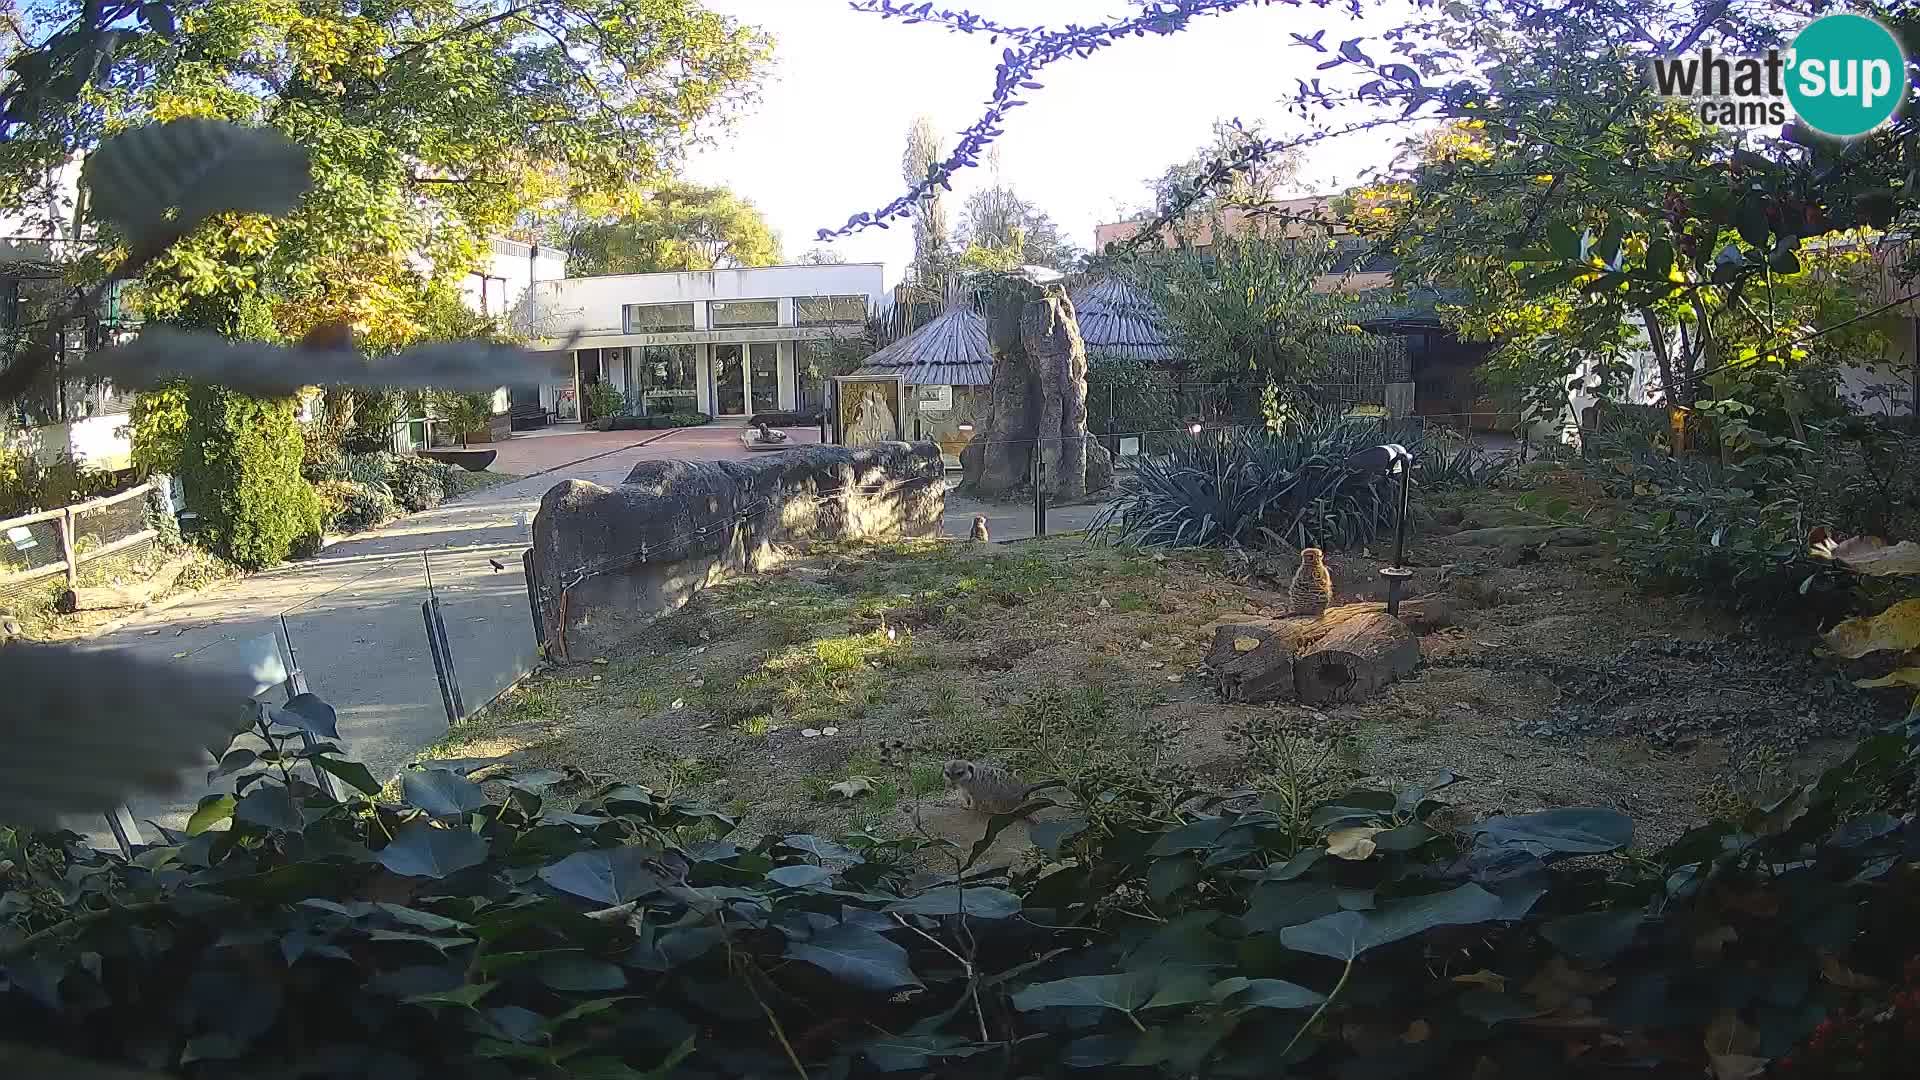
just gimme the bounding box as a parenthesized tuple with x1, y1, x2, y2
(488, 557, 506, 572)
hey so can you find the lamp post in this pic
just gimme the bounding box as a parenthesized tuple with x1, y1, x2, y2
(1345, 443, 1414, 616)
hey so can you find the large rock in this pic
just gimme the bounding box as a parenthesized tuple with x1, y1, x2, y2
(531, 441, 944, 660)
(963, 276, 1099, 500)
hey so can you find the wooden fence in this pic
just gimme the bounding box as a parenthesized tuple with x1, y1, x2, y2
(0, 482, 158, 592)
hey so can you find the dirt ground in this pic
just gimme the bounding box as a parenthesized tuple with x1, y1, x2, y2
(427, 463, 1905, 859)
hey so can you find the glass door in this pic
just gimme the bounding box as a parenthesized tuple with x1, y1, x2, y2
(714, 344, 746, 416)
(749, 343, 780, 414)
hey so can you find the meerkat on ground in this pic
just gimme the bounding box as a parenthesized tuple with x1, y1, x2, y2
(969, 515, 990, 543)
(1289, 547, 1334, 617)
(943, 759, 1065, 815)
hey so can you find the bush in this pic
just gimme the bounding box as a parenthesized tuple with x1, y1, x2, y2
(342, 389, 408, 454)
(649, 411, 712, 429)
(391, 469, 445, 513)
(1091, 414, 1428, 549)
(178, 385, 322, 569)
(316, 478, 397, 534)
(7, 671, 1920, 1077)
(127, 382, 191, 474)
(342, 450, 396, 487)
(1087, 353, 1181, 437)
(0, 448, 121, 517)
(582, 380, 624, 421)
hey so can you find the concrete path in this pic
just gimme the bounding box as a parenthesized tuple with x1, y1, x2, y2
(73, 427, 1110, 842)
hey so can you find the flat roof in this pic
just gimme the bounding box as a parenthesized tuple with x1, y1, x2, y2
(547, 262, 886, 283)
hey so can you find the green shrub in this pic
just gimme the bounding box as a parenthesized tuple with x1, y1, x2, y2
(342, 450, 395, 487)
(386, 455, 454, 512)
(649, 411, 712, 429)
(342, 389, 408, 454)
(7, 682, 1920, 1077)
(582, 380, 624, 421)
(179, 385, 322, 569)
(1091, 414, 1429, 549)
(1087, 353, 1180, 436)
(127, 381, 191, 474)
(316, 478, 397, 534)
(0, 448, 121, 517)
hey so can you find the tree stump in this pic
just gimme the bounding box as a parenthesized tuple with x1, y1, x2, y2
(1207, 604, 1421, 705)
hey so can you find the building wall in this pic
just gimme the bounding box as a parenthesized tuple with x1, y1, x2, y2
(532, 264, 886, 421)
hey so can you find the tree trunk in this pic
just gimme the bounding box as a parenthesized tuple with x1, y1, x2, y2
(1207, 604, 1420, 705)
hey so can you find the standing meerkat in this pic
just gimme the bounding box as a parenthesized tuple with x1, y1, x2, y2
(1288, 548, 1333, 617)
(969, 515, 990, 543)
(943, 760, 1063, 815)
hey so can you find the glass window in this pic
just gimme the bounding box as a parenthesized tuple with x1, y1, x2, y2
(709, 299, 779, 329)
(795, 340, 831, 414)
(714, 344, 746, 415)
(623, 302, 695, 333)
(794, 295, 867, 326)
(749, 343, 780, 414)
(635, 344, 697, 415)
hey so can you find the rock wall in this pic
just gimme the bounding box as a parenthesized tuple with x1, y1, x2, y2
(530, 441, 945, 660)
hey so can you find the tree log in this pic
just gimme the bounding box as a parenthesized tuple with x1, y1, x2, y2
(1207, 604, 1421, 704)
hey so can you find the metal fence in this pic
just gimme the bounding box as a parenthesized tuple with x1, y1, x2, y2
(0, 481, 159, 603)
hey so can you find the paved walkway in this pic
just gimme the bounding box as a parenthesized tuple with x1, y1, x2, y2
(74, 427, 1106, 842)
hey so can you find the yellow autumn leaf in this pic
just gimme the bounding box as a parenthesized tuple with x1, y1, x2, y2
(1855, 666, 1920, 690)
(1326, 826, 1382, 860)
(1824, 599, 1920, 659)
(1233, 636, 1260, 653)
(1814, 536, 1920, 576)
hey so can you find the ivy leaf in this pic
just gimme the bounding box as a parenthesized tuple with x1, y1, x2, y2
(186, 793, 236, 836)
(1011, 971, 1155, 1013)
(1541, 909, 1643, 963)
(1280, 884, 1504, 959)
(885, 886, 1020, 919)
(271, 693, 339, 740)
(785, 923, 923, 991)
(1212, 976, 1326, 1010)
(538, 847, 666, 905)
(403, 768, 490, 816)
(1470, 808, 1633, 856)
(766, 864, 835, 888)
(233, 786, 305, 832)
(82, 119, 312, 252)
(313, 756, 381, 796)
(377, 822, 488, 879)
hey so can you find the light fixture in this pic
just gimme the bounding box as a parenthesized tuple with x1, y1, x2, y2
(1188, 422, 1203, 437)
(1344, 443, 1415, 615)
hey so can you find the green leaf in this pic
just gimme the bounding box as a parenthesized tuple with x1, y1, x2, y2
(1212, 976, 1327, 1010)
(1030, 817, 1087, 855)
(233, 786, 304, 831)
(1735, 195, 1769, 248)
(403, 768, 489, 816)
(1645, 238, 1675, 280)
(1540, 909, 1643, 963)
(766, 864, 834, 888)
(538, 847, 666, 905)
(1147, 855, 1202, 902)
(534, 952, 627, 992)
(271, 693, 339, 740)
(82, 119, 312, 250)
(861, 1034, 987, 1072)
(186, 793, 236, 835)
(377, 821, 488, 879)
(1242, 882, 1371, 933)
(313, 755, 382, 796)
(1142, 966, 1217, 1009)
(1280, 884, 1505, 959)
(405, 981, 497, 1008)
(208, 748, 256, 783)
(785, 923, 923, 991)
(1457, 990, 1544, 1025)
(1546, 221, 1582, 261)
(1147, 815, 1238, 855)
(885, 885, 1020, 919)
(1011, 971, 1155, 1013)
(1471, 809, 1633, 856)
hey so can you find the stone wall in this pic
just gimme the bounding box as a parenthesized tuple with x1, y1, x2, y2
(530, 441, 945, 660)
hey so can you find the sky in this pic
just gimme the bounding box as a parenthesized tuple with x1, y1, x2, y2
(680, 0, 1423, 285)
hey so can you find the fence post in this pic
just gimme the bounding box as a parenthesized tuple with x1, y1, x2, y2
(423, 600, 462, 726)
(1030, 450, 1048, 539)
(58, 507, 77, 587)
(523, 549, 546, 653)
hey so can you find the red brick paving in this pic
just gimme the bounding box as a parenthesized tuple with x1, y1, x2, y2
(487, 423, 823, 477)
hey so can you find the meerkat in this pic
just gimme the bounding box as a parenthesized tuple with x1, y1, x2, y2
(943, 759, 1065, 815)
(969, 515, 990, 543)
(1288, 547, 1334, 617)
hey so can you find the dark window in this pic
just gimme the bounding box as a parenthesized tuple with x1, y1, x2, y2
(623, 302, 696, 333)
(795, 295, 867, 325)
(709, 299, 779, 329)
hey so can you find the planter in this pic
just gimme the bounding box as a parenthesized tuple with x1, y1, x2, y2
(417, 448, 497, 471)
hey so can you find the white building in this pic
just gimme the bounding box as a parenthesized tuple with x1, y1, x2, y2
(528, 263, 886, 422)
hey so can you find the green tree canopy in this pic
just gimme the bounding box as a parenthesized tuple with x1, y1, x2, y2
(956, 183, 1083, 272)
(564, 179, 782, 275)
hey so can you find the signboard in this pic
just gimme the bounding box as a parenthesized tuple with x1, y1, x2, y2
(833, 376, 905, 446)
(914, 384, 953, 412)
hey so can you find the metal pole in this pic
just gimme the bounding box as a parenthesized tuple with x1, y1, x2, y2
(1031, 449, 1048, 538)
(1385, 457, 1413, 616)
(523, 549, 546, 652)
(423, 600, 461, 726)
(279, 615, 337, 801)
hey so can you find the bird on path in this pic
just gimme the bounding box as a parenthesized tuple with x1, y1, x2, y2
(488, 557, 507, 572)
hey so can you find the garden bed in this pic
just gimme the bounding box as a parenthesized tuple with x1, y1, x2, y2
(422, 463, 1902, 857)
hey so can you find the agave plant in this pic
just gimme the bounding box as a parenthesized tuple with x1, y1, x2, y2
(1091, 415, 1427, 550)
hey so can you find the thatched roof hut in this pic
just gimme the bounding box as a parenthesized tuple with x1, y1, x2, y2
(850, 299, 993, 386)
(1068, 275, 1177, 364)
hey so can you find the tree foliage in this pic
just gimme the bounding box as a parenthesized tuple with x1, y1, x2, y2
(564, 179, 782, 276)
(1147, 117, 1303, 220)
(902, 114, 954, 283)
(957, 182, 1084, 271)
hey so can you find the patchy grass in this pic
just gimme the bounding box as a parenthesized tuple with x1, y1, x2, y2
(450, 474, 1889, 855)
(445, 470, 521, 499)
(3, 541, 239, 641)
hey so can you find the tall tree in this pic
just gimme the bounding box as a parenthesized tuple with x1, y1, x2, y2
(958, 184, 1084, 272)
(0, 0, 771, 336)
(797, 246, 846, 265)
(901, 115, 952, 282)
(1148, 117, 1303, 219)
(564, 180, 781, 275)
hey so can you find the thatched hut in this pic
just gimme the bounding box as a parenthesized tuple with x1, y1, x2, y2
(844, 297, 993, 465)
(1067, 275, 1177, 364)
